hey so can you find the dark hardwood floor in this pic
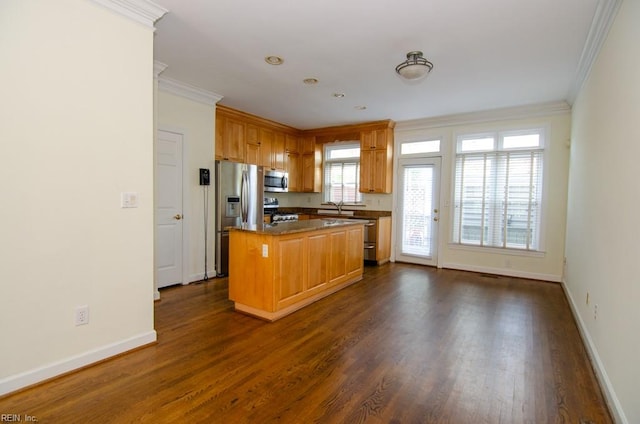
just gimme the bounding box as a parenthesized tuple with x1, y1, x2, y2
(0, 263, 611, 423)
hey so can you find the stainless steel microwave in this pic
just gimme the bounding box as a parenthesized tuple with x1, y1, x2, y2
(264, 169, 288, 192)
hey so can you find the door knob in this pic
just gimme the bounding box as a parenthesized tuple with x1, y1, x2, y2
(174, 214, 183, 220)
(433, 217, 439, 222)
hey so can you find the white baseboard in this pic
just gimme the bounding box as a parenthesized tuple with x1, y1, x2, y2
(0, 330, 157, 397)
(561, 280, 628, 424)
(441, 262, 561, 282)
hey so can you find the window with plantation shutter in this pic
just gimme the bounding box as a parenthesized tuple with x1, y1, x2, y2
(323, 142, 362, 204)
(452, 130, 545, 251)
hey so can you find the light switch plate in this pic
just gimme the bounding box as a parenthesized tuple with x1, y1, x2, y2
(121, 192, 139, 208)
(262, 244, 268, 258)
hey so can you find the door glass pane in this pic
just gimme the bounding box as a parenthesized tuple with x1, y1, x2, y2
(401, 165, 433, 257)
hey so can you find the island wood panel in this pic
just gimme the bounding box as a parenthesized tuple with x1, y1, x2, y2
(275, 235, 306, 309)
(376, 216, 392, 264)
(346, 226, 364, 279)
(228, 231, 274, 311)
(328, 230, 347, 284)
(307, 233, 329, 290)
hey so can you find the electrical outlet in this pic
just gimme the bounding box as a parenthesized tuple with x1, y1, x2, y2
(75, 305, 89, 326)
(262, 244, 268, 258)
(594, 304, 598, 320)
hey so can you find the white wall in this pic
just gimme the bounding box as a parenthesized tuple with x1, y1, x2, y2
(395, 108, 571, 281)
(156, 90, 217, 281)
(565, 0, 639, 422)
(0, 0, 156, 394)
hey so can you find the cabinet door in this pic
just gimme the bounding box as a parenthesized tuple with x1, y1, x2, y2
(285, 134, 299, 153)
(224, 118, 245, 162)
(361, 129, 388, 150)
(215, 114, 225, 160)
(245, 142, 260, 165)
(302, 151, 321, 192)
(273, 132, 286, 171)
(286, 151, 301, 192)
(360, 149, 391, 193)
(307, 233, 329, 290)
(259, 128, 273, 168)
(360, 149, 374, 193)
(301, 136, 315, 154)
(276, 237, 305, 305)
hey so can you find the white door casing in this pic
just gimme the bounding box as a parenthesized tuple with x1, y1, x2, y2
(155, 130, 184, 288)
(395, 157, 441, 266)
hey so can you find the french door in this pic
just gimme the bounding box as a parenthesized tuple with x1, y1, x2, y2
(395, 157, 441, 266)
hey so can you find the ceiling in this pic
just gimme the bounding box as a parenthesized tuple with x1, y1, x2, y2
(153, 0, 599, 130)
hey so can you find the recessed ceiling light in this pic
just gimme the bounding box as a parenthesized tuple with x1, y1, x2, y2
(303, 78, 319, 85)
(265, 56, 284, 65)
(354, 105, 367, 110)
(333, 93, 345, 98)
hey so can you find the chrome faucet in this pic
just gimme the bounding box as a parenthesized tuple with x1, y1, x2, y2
(328, 200, 344, 215)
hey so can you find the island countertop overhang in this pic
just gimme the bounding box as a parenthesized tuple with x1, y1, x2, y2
(228, 218, 367, 236)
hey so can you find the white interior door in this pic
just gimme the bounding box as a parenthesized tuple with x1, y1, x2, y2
(155, 130, 184, 288)
(395, 157, 441, 266)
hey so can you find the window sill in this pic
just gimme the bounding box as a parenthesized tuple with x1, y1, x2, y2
(448, 243, 546, 258)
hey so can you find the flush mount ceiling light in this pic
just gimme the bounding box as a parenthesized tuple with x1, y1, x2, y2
(395, 51, 433, 81)
(303, 78, 319, 85)
(265, 56, 284, 65)
(332, 93, 345, 98)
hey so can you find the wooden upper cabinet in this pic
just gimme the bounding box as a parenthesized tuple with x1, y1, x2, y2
(215, 115, 245, 162)
(361, 128, 390, 150)
(302, 150, 321, 192)
(285, 134, 299, 153)
(286, 151, 301, 192)
(259, 128, 274, 168)
(300, 136, 315, 154)
(272, 132, 286, 171)
(360, 128, 393, 193)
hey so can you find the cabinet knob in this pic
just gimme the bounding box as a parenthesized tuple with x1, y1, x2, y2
(174, 214, 183, 220)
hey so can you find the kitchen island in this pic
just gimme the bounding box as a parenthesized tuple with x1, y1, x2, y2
(228, 219, 365, 321)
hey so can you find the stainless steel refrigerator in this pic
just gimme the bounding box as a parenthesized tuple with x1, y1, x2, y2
(214, 161, 264, 276)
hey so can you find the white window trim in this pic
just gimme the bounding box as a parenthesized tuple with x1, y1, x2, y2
(323, 141, 362, 204)
(449, 124, 550, 254)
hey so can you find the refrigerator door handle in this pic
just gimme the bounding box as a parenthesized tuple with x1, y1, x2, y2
(240, 169, 249, 223)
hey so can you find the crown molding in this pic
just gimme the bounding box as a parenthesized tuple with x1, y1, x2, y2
(158, 77, 224, 106)
(89, 0, 168, 29)
(567, 0, 622, 103)
(153, 60, 168, 78)
(396, 101, 571, 131)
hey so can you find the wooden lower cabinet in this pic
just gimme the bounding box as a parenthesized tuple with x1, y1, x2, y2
(229, 223, 364, 321)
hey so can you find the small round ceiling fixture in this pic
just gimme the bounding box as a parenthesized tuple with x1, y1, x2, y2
(333, 93, 345, 98)
(354, 105, 367, 110)
(265, 56, 284, 65)
(395, 51, 433, 80)
(303, 78, 319, 85)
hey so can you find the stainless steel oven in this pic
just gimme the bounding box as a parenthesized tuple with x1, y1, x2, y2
(264, 169, 288, 192)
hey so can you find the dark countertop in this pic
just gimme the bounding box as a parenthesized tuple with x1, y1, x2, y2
(228, 218, 367, 236)
(277, 208, 392, 219)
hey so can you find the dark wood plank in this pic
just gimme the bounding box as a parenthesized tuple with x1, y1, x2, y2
(0, 263, 612, 423)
